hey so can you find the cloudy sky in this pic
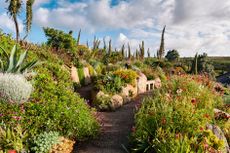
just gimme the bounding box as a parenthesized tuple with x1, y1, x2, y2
(0, 0, 230, 57)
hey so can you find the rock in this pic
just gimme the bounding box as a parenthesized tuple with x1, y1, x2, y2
(96, 91, 109, 98)
(137, 72, 147, 94)
(83, 67, 91, 85)
(214, 108, 230, 120)
(206, 124, 230, 153)
(154, 78, 162, 89)
(110, 94, 123, 110)
(71, 66, 80, 83)
(121, 84, 137, 97)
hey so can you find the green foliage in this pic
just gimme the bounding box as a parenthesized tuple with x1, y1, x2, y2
(76, 45, 91, 60)
(43, 27, 76, 54)
(0, 124, 27, 152)
(139, 41, 145, 60)
(165, 49, 180, 62)
(131, 75, 225, 152)
(113, 69, 138, 86)
(94, 73, 124, 94)
(0, 45, 38, 73)
(31, 131, 59, 153)
(0, 73, 33, 104)
(78, 67, 85, 85)
(93, 94, 112, 111)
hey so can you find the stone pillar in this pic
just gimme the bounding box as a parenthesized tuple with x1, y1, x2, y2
(71, 66, 80, 83)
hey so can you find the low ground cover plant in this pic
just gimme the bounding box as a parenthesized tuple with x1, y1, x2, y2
(131, 75, 228, 153)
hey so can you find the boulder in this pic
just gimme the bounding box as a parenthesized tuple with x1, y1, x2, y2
(206, 124, 230, 153)
(71, 66, 79, 83)
(154, 78, 162, 89)
(83, 67, 91, 85)
(121, 84, 137, 103)
(214, 108, 230, 120)
(110, 94, 123, 110)
(137, 72, 147, 94)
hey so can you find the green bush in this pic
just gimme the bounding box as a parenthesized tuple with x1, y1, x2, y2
(31, 131, 60, 153)
(94, 73, 124, 94)
(131, 75, 225, 152)
(113, 69, 138, 86)
(93, 93, 112, 111)
(77, 67, 85, 85)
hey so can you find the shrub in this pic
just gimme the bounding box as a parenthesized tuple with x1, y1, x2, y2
(113, 69, 138, 86)
(94, 73, 124, 94)
(131, 75, 225, 152)
(77, 67, 85, 85)
(0, 73, 33, 104)
(93, 93, 112, 111)
(31, 131, 60, 153)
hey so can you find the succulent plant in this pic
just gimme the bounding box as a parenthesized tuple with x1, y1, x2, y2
(0, 73, 33, 104)
(0, 45, 38, 74)
(31, 131, 60, 153)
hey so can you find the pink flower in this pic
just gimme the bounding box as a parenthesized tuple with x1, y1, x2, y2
(12, 116, 21, 121)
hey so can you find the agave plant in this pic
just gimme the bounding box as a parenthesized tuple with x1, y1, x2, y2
(0, 45, 38, 74)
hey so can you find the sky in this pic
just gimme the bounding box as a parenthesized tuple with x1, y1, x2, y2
(0, 0, 230, 57)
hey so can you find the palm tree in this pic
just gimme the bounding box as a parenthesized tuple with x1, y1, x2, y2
(6, 0, 35, 42)
(6, 0, 22, 43)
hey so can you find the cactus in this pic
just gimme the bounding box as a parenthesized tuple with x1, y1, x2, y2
(103, 37, 107, 51)
(121, 44, 125, 58)
(0, 73, 33, 104)
(158, 25, 166, 59)
(191, 53, 198, 75)
(77, 29, 81, 46)
(92, 36, 100, 50)
(147, 48, 150, 57)
(128, 43, 131, 59)
(139, 41, 145, 60)
(108, 39, 112, 55)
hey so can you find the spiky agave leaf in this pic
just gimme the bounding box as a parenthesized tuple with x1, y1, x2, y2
(7, 45, 17, 72)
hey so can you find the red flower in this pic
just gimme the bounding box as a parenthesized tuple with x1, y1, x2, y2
(200, 127, 204, 131)
(131, 126, 136, 132)
(191, 98, 197, 105)
(203, 114, 210, 119)
(12, 116, 21, 121)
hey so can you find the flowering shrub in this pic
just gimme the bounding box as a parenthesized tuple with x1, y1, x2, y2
(113, 69, 138, 86)
(0, 73, 33, 104)
(131, 75, 226, 152)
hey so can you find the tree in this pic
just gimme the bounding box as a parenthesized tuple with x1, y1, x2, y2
(43, 27, 76, 52)
(165, 49, 180, 62)
(6, 0, 35, 42)
(157, 25, 166, 59)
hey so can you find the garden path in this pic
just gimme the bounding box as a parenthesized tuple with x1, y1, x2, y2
(75, 93, 150, 153)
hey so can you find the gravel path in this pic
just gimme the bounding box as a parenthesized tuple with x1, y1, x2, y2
(75, 94, 148, 153)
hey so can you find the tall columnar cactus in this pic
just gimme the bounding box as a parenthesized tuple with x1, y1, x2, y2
(76, 29, 81, 46)
(108, 39, 112, 55)
(191, 53, 198, 75)
(121, 44, 125, 58)
(0, 73, 33, 104)
(139, 41, 145, 60)
(103, 37, 107, 51)
(135, 49, 139, 60)
(128, 43, 131, 59)
(158, 25, 166, 59)
(147, 48, 150, 57)
(93, 36, 100, 50)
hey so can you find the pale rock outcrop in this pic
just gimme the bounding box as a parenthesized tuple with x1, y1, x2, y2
(71, 66, 79, 83)
(137, 73, 147, 94)
(83, 67, 91, 85)
(110, 94, 123, 110)
(121, 84, 137, 103)
(154, 78, 162, 89)
(206, 124, 230, 153)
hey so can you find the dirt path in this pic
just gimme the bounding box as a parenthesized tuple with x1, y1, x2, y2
(75, 94, 149, 153)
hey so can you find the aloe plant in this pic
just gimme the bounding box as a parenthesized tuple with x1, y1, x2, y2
(0, 45, 38, 74)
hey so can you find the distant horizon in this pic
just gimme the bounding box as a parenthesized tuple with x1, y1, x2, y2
(1, 0, 230, 57)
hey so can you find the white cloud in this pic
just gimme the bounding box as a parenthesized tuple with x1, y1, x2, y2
(0, 13, 24, 33)
(32, 0, 230, 56)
